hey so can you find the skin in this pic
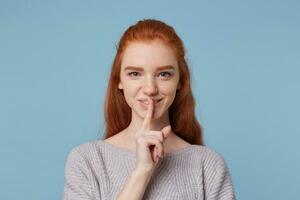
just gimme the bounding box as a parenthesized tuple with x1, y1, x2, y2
(114, 40, 191, 199)
(118, 40, 180, 170)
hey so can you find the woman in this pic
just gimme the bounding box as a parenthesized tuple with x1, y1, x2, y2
(63, 19, 236, 200)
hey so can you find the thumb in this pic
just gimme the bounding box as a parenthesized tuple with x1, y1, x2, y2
(161, 125, 171, 138)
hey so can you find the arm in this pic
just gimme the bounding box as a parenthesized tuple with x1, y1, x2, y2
(116, 98, 169, 200)
(62, 149, 95, 200)
(206, 157, 236, 200)
(116, 167, 153, 200)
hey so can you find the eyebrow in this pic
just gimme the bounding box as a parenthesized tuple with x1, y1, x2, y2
(124, 65, 175, 71)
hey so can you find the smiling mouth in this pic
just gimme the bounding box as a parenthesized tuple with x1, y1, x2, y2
(139, 98, 163, 105)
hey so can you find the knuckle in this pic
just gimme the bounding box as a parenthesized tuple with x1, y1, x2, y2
(149, 133, 163, 142)
(151, 131, 163, 141)
(156, 140, 163, 149)
(157, 132, 164, 142)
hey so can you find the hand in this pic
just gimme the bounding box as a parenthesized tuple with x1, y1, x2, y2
(134, 97, 171, 172)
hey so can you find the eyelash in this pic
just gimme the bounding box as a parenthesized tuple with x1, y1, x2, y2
(127, 72, 173, 78)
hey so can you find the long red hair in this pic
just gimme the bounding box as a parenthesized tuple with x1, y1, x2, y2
(103, 19, 204, 145)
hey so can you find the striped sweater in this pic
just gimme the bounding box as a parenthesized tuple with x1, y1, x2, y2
(63, 140, 236, 200)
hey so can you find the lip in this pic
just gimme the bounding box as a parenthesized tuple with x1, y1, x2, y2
(138, 98, 163, 105)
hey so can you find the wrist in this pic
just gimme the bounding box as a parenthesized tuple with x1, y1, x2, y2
(134, 165, 154, 175)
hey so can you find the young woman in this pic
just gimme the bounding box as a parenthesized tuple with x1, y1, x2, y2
(63, 19, 236, 200)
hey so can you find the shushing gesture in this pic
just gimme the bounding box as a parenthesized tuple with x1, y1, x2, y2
(134, 97, 172, 172)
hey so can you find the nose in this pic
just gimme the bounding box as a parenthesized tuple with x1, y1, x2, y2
(143, 76, 158, 96)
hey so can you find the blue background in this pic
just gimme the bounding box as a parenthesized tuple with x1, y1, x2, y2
(1, 0, 299, 199)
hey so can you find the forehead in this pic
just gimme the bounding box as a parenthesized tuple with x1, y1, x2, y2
(120, 41, 178, 70)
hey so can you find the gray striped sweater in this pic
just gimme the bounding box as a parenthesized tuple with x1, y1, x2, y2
(63, 140, 236, 200)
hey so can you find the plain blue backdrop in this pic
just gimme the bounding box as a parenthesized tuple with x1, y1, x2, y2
(1, 0, 299, 199)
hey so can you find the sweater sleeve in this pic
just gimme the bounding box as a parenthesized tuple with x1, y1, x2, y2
(206, 155, 236, 200)
(62, 148, 95, 200)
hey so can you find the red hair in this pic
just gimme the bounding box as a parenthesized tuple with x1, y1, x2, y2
(103, 19, 204, 145)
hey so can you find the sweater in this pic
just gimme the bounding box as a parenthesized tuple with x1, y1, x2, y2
(62, 139, 236, 200)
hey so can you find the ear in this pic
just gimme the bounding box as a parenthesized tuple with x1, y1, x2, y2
(118, 82, 123, 90)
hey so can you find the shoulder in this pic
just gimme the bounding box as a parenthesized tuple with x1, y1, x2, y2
(191, 146, 236, 199)
(68, 140, 100, 155)
(63, 141, 101, 199)
(190, 145, 229, 170)
(64, 140, 103, 166)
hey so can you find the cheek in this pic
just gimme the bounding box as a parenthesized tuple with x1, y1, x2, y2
(160, 82, 178, 96)
(160, 85, 178, 106)
(122, 83, 140, 106)
(166, 91, 177, 106)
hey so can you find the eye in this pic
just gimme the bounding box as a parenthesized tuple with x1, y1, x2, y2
(158, 71, 173, 78)
(127, 72, 140, 77)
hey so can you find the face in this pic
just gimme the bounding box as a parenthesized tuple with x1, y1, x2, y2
(118, 40, 181, 120)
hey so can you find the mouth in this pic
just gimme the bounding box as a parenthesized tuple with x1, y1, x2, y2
(138, 98, 163, 106)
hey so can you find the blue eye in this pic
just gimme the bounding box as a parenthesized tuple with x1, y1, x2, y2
(127, 71, 173, 79)
(158, 72, 172, 78)
(128, 72, 140, 77)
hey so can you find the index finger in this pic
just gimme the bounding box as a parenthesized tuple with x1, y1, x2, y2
(141, 98, 154, 130)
